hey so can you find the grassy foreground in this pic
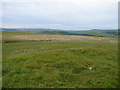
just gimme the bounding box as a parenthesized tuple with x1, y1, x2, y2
(2, 31, 118, 88)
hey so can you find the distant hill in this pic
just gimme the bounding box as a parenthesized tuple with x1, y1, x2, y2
(1, 28, 118, 37)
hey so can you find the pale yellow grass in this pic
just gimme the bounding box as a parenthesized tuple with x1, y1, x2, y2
(2, 35, 117, 43)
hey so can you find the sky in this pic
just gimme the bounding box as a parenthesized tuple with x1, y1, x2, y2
(0, 0, 119, 30)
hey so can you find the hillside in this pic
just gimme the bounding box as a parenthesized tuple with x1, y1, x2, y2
(2, 28, 118, 37)
(2, 31, 118, 88)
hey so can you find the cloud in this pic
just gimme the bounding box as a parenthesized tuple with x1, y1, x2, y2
(1, 0, 118, 29)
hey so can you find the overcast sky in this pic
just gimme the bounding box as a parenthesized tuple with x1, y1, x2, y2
(0, 0, 119, 30)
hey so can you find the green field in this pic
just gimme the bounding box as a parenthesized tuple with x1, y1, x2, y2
(2, 31, 118, 88)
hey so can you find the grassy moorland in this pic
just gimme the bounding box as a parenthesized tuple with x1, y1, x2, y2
(2, 28, 118, 37)
(2, 31, 118, 88)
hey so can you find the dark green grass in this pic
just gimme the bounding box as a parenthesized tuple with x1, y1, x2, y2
(2, 32, 118, 88)
(2, 31, 49, 35)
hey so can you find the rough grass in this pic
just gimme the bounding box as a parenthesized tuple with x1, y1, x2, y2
(2, 31, 118, 88)
(2, 31, 117, 43)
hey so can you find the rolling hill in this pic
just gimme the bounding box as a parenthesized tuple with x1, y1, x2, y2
(1, 28, 118, 37)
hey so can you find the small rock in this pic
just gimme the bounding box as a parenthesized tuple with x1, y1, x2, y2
(89, 67, 92, 70)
